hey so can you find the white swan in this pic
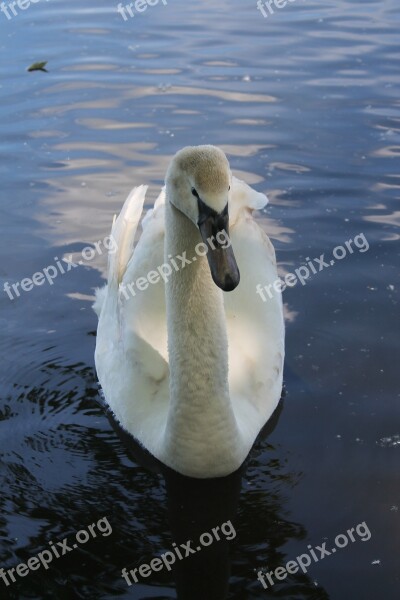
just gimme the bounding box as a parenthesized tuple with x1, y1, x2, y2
(94, 145, 284, 478)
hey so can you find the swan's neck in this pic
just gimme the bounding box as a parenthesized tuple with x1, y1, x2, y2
(163, 199, 241, 476)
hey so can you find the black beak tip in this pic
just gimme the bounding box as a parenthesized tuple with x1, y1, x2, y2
(220, 272, 240, 292)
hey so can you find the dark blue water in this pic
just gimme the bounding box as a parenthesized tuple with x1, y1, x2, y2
(0, 0, 399, 598)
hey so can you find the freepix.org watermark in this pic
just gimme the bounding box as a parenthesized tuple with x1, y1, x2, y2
(256, 232, 369, 302)
(0, 0, 50, 20)
(257, 520, 372, 589)
(256, 0, 297, 19)
(3, 235, 118, 301)
(0, 517, 112, 587)
(118, 228, 232, 300)
(122, 520, 236, 586)
(117, 0, 167, 21)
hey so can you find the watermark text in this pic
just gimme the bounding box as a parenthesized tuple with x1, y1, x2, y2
(257, 520, 371, 589)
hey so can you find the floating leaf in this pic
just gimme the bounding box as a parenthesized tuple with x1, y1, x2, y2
(27, 61, 48, 73)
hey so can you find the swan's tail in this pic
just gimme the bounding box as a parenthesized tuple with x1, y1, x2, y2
(93, 185, 148, 316)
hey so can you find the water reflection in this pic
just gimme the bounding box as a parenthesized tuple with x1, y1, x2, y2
(100, 398, 329, 599)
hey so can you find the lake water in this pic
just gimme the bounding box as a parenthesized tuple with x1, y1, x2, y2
(0, 0, 399, 598)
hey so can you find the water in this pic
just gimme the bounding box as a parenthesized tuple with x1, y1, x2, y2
(0, 0, 399, 598)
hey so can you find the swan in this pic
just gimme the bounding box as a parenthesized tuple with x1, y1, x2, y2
(94, 145, 284, 478)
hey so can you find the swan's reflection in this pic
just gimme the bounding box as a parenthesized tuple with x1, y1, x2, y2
(103, 391, 331, 598)
(102, 398, 291, 599)
(103, 403, 243, 599)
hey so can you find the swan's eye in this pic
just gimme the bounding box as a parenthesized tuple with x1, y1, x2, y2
(191, 187, 199, 198)
(228, 186, 230, 191)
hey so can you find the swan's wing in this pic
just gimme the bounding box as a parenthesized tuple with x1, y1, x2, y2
(109, 184, 148, 287)
(120, 197, 168, 365)
(93, 184, 148, 316)
(229, 175, 268, 226)
(94, 188, 170, 454)
(225, 181, 285, 441)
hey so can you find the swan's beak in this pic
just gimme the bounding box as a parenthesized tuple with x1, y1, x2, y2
(197, 200, 240, 292)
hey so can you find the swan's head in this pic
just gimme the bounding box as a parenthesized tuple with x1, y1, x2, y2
(165, 145, 240, 292)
